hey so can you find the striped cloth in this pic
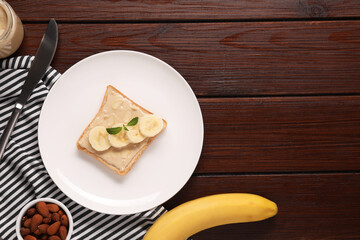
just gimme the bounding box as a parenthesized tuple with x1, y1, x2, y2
(0, 56, 166, 240)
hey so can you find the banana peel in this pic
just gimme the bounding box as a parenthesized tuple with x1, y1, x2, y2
(144, 193, 278, 240)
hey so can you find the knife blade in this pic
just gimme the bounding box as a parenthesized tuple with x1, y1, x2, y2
(0, 19, 58, 161)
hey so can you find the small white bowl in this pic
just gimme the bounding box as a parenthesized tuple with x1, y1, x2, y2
(16, 198, 73, 240)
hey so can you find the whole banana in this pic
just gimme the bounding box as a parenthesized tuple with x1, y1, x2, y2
(143, 193, 278, 240)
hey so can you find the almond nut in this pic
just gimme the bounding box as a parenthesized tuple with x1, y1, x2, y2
(58, 210, 64, 216)
(48, 236, 61, 240)
(24, 218, 32, 228)
(52, 212, 60, 222)
(24, 235, 37, 240)
(60, 214, 69, 227)
(34, 229, 42, 235)
(20, 227, 30, 236)
(26, 208, 36, 217)
(47, 203, 60, 212)
(47, 221, 61, 235)
(59, 225, 67, 240)
(38, 224, 49, 234)
(30, 214, 43, 233)
(36, 201, 50, 217)
(43, 217, 51, 224)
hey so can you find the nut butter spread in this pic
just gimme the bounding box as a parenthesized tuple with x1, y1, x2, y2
(77, 87, 150, 172)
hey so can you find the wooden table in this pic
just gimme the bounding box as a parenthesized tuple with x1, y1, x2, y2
(10, 1, 360, 239)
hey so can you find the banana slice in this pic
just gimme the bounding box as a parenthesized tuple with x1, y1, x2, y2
(126, 125, 146, 143)
(139, 114, 164, 137)
(89, 126, 111, 151)
(108, 124, 130, 148)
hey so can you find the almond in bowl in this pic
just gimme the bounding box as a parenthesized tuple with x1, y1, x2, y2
(77, 85, 167, 175)
(16, 198, 73, 240)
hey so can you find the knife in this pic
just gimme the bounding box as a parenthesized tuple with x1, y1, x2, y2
(0, 19, 58, 161)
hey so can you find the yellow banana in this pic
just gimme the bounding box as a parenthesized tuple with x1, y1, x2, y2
(144, 193, 278, 240)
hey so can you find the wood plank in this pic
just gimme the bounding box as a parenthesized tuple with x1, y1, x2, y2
(196, 96, 360, 173)
(163, 173, 360, 239)
(8, 0, 360, 21)
(16, 21, 360, 96)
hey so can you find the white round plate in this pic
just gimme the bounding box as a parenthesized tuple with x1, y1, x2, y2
(38, 50, 203, 215)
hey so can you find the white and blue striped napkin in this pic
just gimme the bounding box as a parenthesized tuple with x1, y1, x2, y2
(0, 56, 166, 240)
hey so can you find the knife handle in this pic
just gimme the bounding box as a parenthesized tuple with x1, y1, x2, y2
(0, 103, 23, 160)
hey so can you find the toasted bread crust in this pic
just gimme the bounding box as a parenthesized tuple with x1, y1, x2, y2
(76, 85, 167, 175)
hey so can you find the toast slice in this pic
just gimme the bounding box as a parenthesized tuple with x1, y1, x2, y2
(77, 85, 166, 175)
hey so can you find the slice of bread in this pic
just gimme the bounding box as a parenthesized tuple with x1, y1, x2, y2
(77, 85, 166, 175)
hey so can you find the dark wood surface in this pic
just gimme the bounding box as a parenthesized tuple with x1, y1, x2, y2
(197, 96, 360, 173)
(9, 0, 360, 239)
(18, 22, 360, 96)
(9, 0, 360, 21)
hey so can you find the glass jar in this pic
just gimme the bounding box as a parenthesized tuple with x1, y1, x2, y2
(0, 0, 24, 59)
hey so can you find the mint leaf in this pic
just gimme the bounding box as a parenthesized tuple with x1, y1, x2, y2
(127, 117, 138, 126)
(123, 124, 129, 131)
(106, 126, 122, 135)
